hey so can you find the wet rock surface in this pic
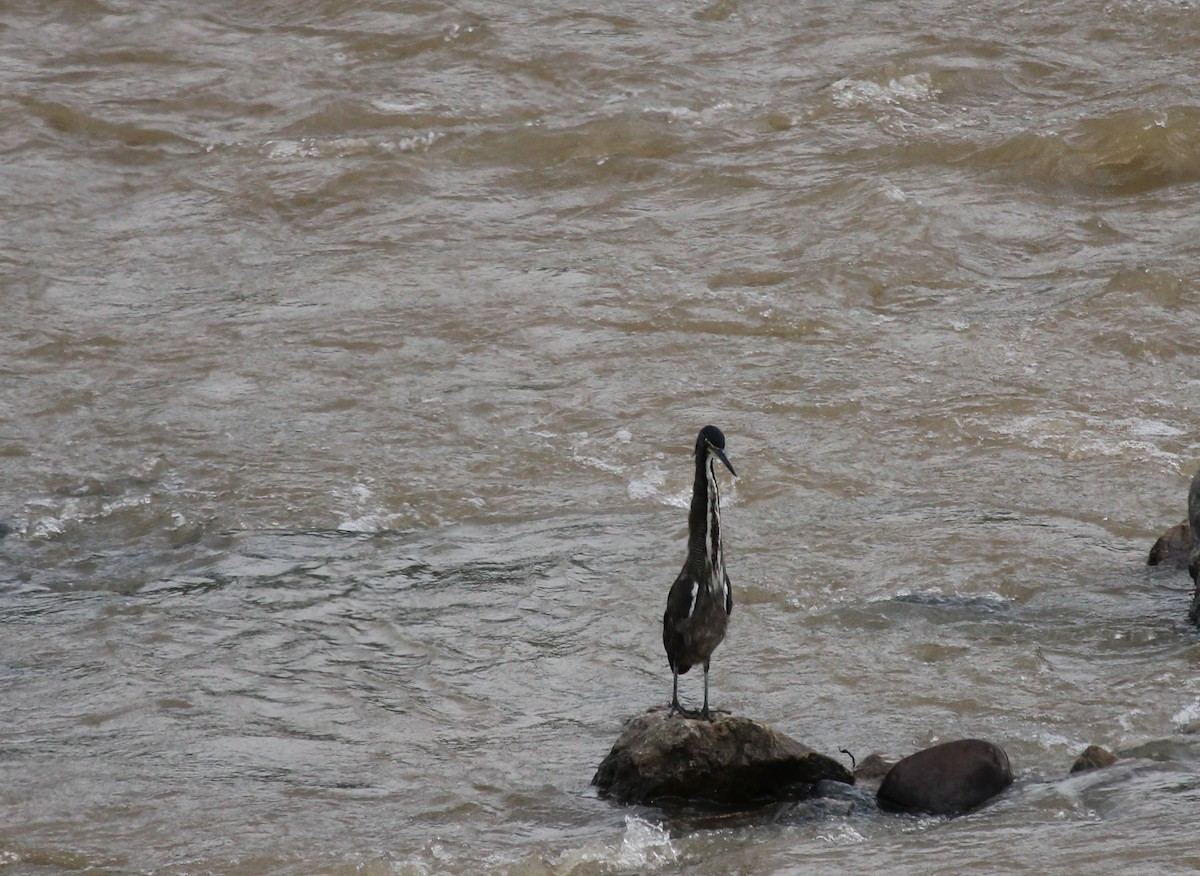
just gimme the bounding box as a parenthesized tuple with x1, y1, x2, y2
(852, 752, 895, 782)
(1148, 520, 1191, 569)
(1070, 745, 1118, 774)
(1147, 467, 1200, 624)
(592, 710, 854, 807)
(876, 739, 1013, 816)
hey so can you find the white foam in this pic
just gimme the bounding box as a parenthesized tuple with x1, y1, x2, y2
(1117, 708, 1143, 733)
(1032, 730, 1076, 750)
(336, 514, 392, 533)
(614, 815, 678, 869)
(555, 815, 677, 872)
(1171, 698, 1200, 728)
(370, 98, 430, 114)
(1125, 417, 1185, 438)
(570, 433, 625, 475)
(647, 100, 736, 126)
(817, 823, 867, 845)
(664, 484, 693, 509)
(334, 482, 405, 533)
(627, 466, 666, 501)
(830, 72, 939, 109)
(986, 412, 1182, 463)
(28, 516, 65, 539)
(263, 131, 442, 161)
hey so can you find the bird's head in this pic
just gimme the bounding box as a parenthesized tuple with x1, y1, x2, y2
(695, 425, 736, 477)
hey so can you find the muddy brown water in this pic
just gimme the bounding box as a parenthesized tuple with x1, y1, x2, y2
(3, 0, 1200, 873)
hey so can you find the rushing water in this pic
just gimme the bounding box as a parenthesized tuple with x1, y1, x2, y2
(3, 0, 1200, 873)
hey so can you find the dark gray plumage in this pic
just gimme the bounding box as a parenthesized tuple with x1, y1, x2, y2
(662, 425, 736, 720)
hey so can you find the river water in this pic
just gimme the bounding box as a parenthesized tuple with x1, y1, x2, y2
(3, 0, 1200, 873)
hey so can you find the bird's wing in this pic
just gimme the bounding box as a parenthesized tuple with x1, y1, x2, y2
(663, 567, 695, 672)
(664, 567, 697, 622)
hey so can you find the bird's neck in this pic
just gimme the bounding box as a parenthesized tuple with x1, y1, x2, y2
(687, 454, 724, 590)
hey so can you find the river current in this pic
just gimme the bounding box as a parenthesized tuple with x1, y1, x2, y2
(2, 1, 1200, 873)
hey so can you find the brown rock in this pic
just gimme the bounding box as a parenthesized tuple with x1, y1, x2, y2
(591, 710, 854, 807)
(1070, 744, 1117, 774)
(1149, 468, 1200, 625)
(876, 739, 1013, 817)
(852, 752, 895, 781)
(1148, 520, 1191, 568)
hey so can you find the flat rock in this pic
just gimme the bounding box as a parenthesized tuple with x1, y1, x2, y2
(876, 738, 1013, 817)
(1070, 744, 1118, 774)
(591, 710, 854, 807)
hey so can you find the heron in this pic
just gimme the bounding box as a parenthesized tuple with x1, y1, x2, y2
(662, 425, 736, 720)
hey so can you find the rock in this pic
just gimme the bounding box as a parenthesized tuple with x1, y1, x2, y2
(852, 752, 895, 781)
(591, 710, 854, 807)
(1148, 520, 1190, 569)
(1148, 468, 1200, 624)
(1070, 744, 1118, 774)
(876, 739, 1013, 817)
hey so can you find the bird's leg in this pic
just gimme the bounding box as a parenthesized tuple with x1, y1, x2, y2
(668, 668, 699, 719)
(698, 660, 729, 720)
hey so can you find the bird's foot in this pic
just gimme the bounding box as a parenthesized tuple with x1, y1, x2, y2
(669, 703, 732, 720)
(667, 701, 702, 720)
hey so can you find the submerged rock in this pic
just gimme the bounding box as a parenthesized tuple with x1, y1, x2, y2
(1148, 520, 1190, 569)
(876, 739, 1013, 816)
(1070, 745, 1118, 774)
(592, 710, 854, 807)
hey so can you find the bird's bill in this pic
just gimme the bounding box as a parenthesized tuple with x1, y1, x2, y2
(714, 447, 736, 477)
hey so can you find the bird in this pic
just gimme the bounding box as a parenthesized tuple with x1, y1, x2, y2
(662, 425, 736, 720)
